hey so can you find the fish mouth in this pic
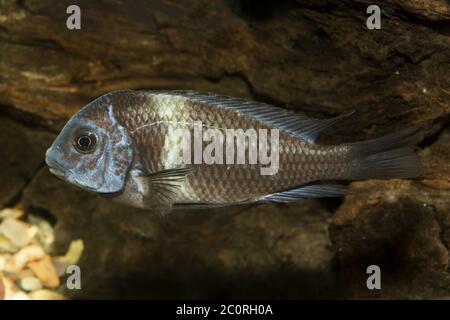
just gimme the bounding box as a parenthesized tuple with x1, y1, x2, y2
(45, 150, 68, 179)
(48, 167, 67, 179)
(48, 165, 98, 192)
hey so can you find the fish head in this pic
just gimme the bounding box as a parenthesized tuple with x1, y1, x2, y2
(45, 92, 134, 194)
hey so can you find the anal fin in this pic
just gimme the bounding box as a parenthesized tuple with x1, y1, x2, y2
(258, 184, 348, 204)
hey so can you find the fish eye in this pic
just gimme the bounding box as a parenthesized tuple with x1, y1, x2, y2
(74, 131, 97, 153)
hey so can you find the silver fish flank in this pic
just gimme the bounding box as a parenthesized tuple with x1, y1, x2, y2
(45, 90, 422, 212)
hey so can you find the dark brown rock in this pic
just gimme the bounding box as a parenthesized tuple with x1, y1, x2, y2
(1, 0, 449, 133)
(330, 129, 450, 299)
(0, 114, 53, 208)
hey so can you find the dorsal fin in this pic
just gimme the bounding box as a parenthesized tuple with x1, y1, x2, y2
(151, 90, 354, 144)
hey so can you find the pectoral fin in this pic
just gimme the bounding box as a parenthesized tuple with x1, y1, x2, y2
(143, 167, 193, 213)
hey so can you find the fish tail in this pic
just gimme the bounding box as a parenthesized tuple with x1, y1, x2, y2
(346, 128, 423, 180)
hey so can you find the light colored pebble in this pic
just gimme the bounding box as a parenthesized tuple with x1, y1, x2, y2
(52, 256, 69, 277)
(0, 210, 70, 300)
(7, 291, 30, 300)
(8, 268, 34, 282)
(0, 218, 38, 247)
(28, 256, 60, 288)
(19, 276, 43, 291)
(51, 239, 85, 277)
(27, 214, 55, 250)
(0, 276, 4, 300)
(0, 208, 23, 219)
(0, 234, 17, 253)
(29, 289, 66, 300)
(5, 244, 46, 273)
(2, 277, 17, 299)
(65, 239, 84, 264)
(0, 254, 11, 271)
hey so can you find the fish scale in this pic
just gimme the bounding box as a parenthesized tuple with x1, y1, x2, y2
(113, 91, 352, 203)
(45, 89, 421, 211)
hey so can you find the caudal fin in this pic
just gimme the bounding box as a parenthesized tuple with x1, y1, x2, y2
(347, 128, 422, 180)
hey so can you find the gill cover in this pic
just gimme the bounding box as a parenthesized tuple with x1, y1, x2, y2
(95, 104, 134, 193)
(49, 97, 134, 194)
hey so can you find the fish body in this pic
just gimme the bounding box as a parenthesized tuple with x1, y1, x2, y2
(45, 90, 421, 212)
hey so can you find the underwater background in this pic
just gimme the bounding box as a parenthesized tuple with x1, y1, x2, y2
(0, 0, 449, 299)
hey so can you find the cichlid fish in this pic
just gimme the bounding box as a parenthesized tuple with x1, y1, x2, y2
(45, 90, 422, 213)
